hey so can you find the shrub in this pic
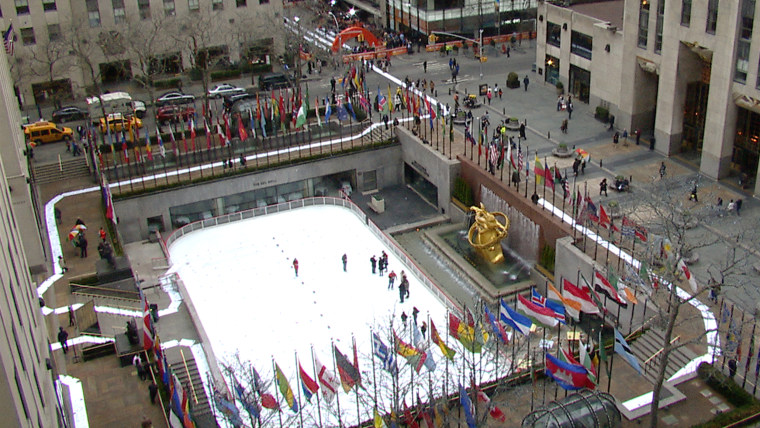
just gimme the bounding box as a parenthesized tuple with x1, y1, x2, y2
(539, 245, 555, 272)
(555, 81, 564, 93)
(506, 72, 520, 89)
(697, 362, 756, 408)
(453, 176, 474, 207)
(558, 143, 568, 151)
(153, 78, 182, 89)
(210, 69, 242, 80)
(595, 106, 609, 121)
(188, 68, 203, 81)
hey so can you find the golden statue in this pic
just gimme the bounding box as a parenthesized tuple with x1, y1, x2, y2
(467, 203, 510, 263)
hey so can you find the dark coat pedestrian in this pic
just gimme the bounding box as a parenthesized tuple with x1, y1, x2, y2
(581, 160, 586, 175)
(412, 307, 419, 323)
(401, 311, 408, 326)
(600, 179, 608, 196)
(399, 282, 406, 303)
(635, 129, 641, 145)
(523, 75, 529, 91)
(519, 122, 527, 140)
(613, 132, 619, 146)
(58, 327, 69, 353)
(421, 321, 427, 338)
(729, 359, 737, 378)
(659, 162, 667, 179)
(342, 254, 347, 271)
(149, 382, 158, 404)
(330, 77, 336, 92)
(573, 158, 580, 176)
(370, 256, 377, 274)
(78, 235, 88, 258)
(736, 199, 743, 215)
(423, 61, 427, 73)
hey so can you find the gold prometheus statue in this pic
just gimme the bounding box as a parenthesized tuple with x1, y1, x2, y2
(467, 203, 510, 263)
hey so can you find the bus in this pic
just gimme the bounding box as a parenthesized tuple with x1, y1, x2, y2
(86, 92, 146, 120)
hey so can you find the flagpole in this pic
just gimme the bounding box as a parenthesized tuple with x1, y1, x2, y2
(330, 340, 344, 428)
(272, 357, 284, 428)
(606, 345, 615, 393)
(744, 322, 756, 389)
(309, 346, 323, 428)
(352, 339, 361, 427)
(561, 169, 567, 217)
(294, 352, 304, 428)
(370, 329, 378, 408)
(529, 332, 534, 411)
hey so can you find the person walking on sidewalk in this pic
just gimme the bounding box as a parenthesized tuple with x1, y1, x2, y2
(58, 327, 69, 353)
(342, 253, 348, 271)
(659, 162, 667, 179)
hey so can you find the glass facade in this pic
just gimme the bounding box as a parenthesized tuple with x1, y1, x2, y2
(680, 0, 691, 25)
(571, 31, 592, 60)
(638, 0, 650, 48)
(734, 0, 754, 83)
(706, 0, 719, 33)
(547, 22, 561, 47)
(654, 0, 665, 53)
(522, 389, 622, 427)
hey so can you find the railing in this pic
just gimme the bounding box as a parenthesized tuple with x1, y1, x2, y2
(163, 196, 461, 315)
(69, 282, 141, 301)
(643, 335, 680, 374)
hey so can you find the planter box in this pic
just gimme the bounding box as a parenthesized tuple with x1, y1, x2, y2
(369, 194, 385, 213)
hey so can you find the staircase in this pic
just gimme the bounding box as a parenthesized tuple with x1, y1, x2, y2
(169, 349, 216, 427)
(33, 157, 91, 185)
(631, 328, 698, 384)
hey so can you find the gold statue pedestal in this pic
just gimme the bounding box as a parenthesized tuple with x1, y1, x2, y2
(467, 203, 510, 264)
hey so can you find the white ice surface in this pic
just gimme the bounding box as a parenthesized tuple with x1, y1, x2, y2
(169, 205, 457, 426)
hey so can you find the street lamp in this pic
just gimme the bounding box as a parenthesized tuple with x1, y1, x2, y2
(479, 28, 484, 80)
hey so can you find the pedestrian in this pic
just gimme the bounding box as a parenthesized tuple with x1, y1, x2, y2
(519, 121, 527, 141)
(736, 198, 743, 215)
(561, 119, 568, 134)
(622, 129, 629, 144)
(506, 46, 511, 57)
(68, 305, 76, 326)
(567, 102, 573, 119)
(330, 76, 336, 92)
(381, 251, 388, 274)
(401, 311, 408, 327)
(581, 159, 586, 175)
(55, 207, 62, 224)
(572, 158, 580, 176)
(423, 61, 427, 73)
(99, 227, 106, 242)
(449, 58, 453, 70)
(240, 154, 247, 167)
(149, 382, 158, 405)
(420, 321, 427, 338)
(399, 282, 406, 303)
(613, 132, 619, 146)
(136, 358, 147, 380)
(58, 256, 69, 273)
(292, 258, 299, 277)
(600, 178, 608, 196)
(412, 307, 419, 324)
(342, 253, 347, 272)
(487, 88, 492, 105)
(141, 416, 153, 428)
(498, 87, 503, 100)
(557, 95, 564, 111)
(729, 358, 737, 378)
(523, 75, 529, 91)
(635, 129, 641, 145)
(370, 255, 377, 274)
(58, 326, 69, 353)
(78, 235, 88, 258)
(608, 114, 615, 131)
(659, 162, 666, 179)
(141, 361, 151, 381)
(727, 199, 736, 213)
(717, 197, 723, 208)
(388, 270, 397, 289)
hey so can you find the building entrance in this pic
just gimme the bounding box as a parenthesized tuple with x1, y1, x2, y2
(681, 81, 708, 157)
(569, 65, 590, 103)
(733, 108, 760, 184)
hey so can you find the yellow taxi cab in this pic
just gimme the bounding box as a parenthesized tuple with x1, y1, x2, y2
(23, 121, 74, 145)
(99, 113, 143, 134)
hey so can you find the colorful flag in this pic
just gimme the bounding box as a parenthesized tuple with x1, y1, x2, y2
(314, 355, 340, 402)
(346, 97, 357, 120)
(459, 385, 476, 428)
(545, 162, 554, 190)
(189, 119, 197, 151)
(499, 298, 532, 336)
(549, 281, 579, 320)
(231, 372, 260, 420)
(412, 323, 436, 372)
(238, 114, 248, 141)
(579, 340, 598, 384)
(394, 331, 426, 372)
(561, 278, 599, 318)
(475, 388, 507, 422)
(274, 362, 298, 412)
(334, 345, 360, 392)
(545, 353, 595, 390)
(3, 24, 14, 56)
(181, 388, 194, 428)
(295, 101, 307, 128)
(517, 294, 558, 328)
(534, 154, 544, 186)
(141, 291, 154, 351)
(594, 270, 626, 306)
(145, 128, 153, 160)
(677, 259, 698, 292)
(204, 120, 211, 150)
(430, 320, 456, 360)
(372, 333, 398, 376)
(448, 312, 482, 353)
(298, 361, 319, 402)
(531, 287, 565, 323)
(374, 408, 388, 428)
(614, 328, 642, 375)
(483, 305, 509, 344)
(214, 389, 243, 425)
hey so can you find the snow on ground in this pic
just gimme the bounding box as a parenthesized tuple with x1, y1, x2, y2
(169, 205, 462, 426)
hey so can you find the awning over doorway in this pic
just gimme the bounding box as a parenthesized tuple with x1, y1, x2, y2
(636, 56, 659, 75)
(682, 41, 714, 63)
(734, 93, 760, 115)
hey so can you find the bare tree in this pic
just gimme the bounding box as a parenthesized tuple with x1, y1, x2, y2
(19, 31, 74, 110)
(614, 176, 755, 427)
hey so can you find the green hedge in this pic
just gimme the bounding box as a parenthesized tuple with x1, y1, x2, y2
(153, 78, 182, 89)
(539, 244, 555, 272)
(241, 63, 273, 74)
(452, 176, 474, 207)
(595, 106, 609, 121)
(210, 69, 242, 80)
(506, 72, 520, 89)
(691, 362, 760, 428)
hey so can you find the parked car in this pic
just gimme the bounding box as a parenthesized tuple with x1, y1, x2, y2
(23, 121, 73, 145)
(155, 91, 195, 107)
(208, 84, 246, 98)
(156, 105, 196, 124)
(133, 100, 147, 119)
(51, 106, 87, 123)
(223, 93, 255, 110)
(257, 73, 292, 91)
(99, 113, 143, 133)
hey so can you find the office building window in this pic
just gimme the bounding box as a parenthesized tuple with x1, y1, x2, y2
(138, 0, 150, 19)
(164, 0, 175, 16)
(48, 23, 60, 41)
(570, 31, 592, 59)
(681, 0, 691, 25)
(546, 22, 561, 47)
(20, 27, 35, 45)
(638, 0, 650, 48)
(87, 0, 101, 27)
(655, 0, 665, 52)
(188, 0, 199, 10)
(236, 0, 246, 6)
(42, 0, 56, 11)
(15, 0, 29, 14)
(212, 0, 223, 10)
(734, 0, 754, 83)
(113, 0, 126, 24)
(706, 0, 719, 33)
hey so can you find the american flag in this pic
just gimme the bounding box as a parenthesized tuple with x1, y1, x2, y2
(3, 24, 14, 56)
(518, 147, 525, 174)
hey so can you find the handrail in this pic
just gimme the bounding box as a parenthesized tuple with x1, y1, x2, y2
(643, 336, 680, 368)
(179, 348, 199, 405)
(723, 410, 760, 427)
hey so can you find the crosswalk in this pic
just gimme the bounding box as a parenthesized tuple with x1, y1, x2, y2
(283, 17, 351, 53)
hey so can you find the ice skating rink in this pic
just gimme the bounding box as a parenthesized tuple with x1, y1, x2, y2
(169, 204, 454, 424)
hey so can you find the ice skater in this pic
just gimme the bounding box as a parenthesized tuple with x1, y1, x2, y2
(381, 252, 388, 275)
(401, 312, 408, 329)
(388, 270, 397, 289)
(342, 254, 347, 272)
(370, 255, 377, 274)
(292, 258, 299, 277)
(399, 281, 407, 303)
(412, 307, 419, 324)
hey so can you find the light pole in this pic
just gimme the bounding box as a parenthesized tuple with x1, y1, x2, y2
(479, 28, 483, 80)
